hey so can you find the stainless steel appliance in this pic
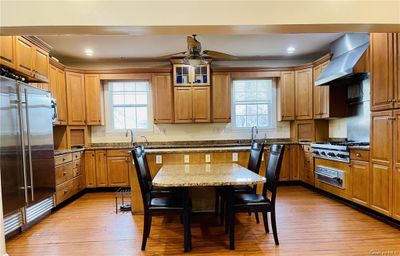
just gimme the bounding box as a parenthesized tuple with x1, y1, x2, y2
(311, 141, 369, 163)
(315, 166, 345, 189)
(0, 76, 55, 236)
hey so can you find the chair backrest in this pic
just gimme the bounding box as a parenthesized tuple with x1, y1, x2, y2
(262, 144, 285, 204)
(131, 146, 151, 210)
(247, 142, 265, 174)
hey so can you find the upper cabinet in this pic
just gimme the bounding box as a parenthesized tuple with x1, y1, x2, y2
(192, 86, 211, 123)
(278, 71, 295, 121)
(295, 67, 313, 120)
(152, 73, 174, 124)
(370, 33, 396, 111)
(32, 46, 49, 81)
(84, 74, 102, 125)
(174, 86, 193, 123)
(49, 65, 68, 125)
(173, 64, 210, 86)
(212, 73, 231, 123)
(66, 72, 86, 125)
(0, 36, 16, 69)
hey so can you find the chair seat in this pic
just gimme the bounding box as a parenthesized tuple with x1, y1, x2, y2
(149, 197, 189, 210)
(150, 187, 178, 196)
(233, 185, 253, 193)
(234, 193, 271, 205)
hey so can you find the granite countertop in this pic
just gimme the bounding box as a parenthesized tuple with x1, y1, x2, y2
(152, 163, 266, 187)
(54, 148, 85, 156)
(348, 145, 370, 150)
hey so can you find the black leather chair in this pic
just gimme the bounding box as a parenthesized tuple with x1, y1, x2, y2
(131, 146, 192, 252)
(231, 144, 285, 246)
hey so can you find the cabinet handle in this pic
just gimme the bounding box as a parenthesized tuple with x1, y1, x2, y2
(64, 189, 69, 194)
(63, 171, 67, 176)
(356, 153, 361, 157)
(62, 158, 66, 161)
(388, 117, 396, 121)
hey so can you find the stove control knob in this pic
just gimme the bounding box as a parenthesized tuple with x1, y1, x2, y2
(327, 152, 336, 157)
(321, 152, 326, 155)
(337, 154, 346, 158)
(313, 151, 320, 155)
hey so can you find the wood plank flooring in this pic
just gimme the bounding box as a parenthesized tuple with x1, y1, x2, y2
(6, 186, 400, 255)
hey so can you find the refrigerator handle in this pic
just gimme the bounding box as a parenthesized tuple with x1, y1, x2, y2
(24, 88, 34, 202)
(17, 86, 28, 203)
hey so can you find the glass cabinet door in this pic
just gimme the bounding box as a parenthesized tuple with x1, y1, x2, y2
(174, 65, 191, 86)
(173, 64, 210, 86)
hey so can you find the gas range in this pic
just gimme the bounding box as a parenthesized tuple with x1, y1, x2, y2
(310, 141, 369, 163)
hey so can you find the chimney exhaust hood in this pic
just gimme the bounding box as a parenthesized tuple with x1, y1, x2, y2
(315, 33, 370, 86)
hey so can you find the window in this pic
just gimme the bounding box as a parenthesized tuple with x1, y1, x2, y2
(107, 80, 151, 130)
(231, 79, 276, 128)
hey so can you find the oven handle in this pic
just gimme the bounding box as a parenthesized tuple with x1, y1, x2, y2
(315, 170, 338, 179)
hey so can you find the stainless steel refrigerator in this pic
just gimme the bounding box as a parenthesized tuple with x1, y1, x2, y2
(0, 76, 55, 236)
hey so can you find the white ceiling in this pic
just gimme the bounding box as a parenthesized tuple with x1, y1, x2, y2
(39, 33, 343, 63)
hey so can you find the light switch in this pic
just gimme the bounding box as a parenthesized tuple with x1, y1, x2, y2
(205, 154, 211, 163)
(184, 155, 190, 163)
(232, 153, 238, 162)
(156, 155, 162, 164)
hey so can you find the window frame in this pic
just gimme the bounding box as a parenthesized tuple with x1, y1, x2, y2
(230, 78, 277, 131)
(104, 80, 154, 133)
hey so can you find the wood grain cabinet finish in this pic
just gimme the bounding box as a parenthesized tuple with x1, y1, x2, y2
(370, 110, 393, 216)
(393, 109, 400, 220)
(15, 36, 34, 77)
(95, 150, 108, 187)
(84, 74, 101, 125)
(350, 160, 370, 207)
(212, 73, 231, 122)
(84, 150, 97, 188)
(107, 157, 130, 187)
(371, 33, 395, 111)
(395, 33, 400, 109)
(66, 72, 86, 125)
(279, 146, 291, 181)
(295, 67, 313, 120)
(278, 71, 295, 121)
(152, 74, 174, 124)
(174, 87, 193, 123)
(0, 36, 15, 68)
(32, 46, 49, 80)
(290, 145, 300, 180)
(192, 86, 211, 123)
(49, 65, 68, 125)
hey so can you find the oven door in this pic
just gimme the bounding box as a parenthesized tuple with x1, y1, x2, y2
(315, 166, 345, 189)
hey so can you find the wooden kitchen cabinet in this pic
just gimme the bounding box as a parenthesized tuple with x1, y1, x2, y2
(370, 110, 393, 216)
(66, 72, 86, 125)
(174, 87, 193, 123)
(212, 73, 231, 122)
(32, 46, 49, 81)
(290, 145, 300, 180)
(49, 65, 68, 125)
(371, 33, 395, 111)
(107, 157, 130, 187)
(152, 73, 174, 124)
(173, 63, 210, 86)
(279, 146, 291, 181)
(351, 159, 370, 207)
(84, 150, 97, 188)
(393, 109, 400, 220)
(84, 74, 101, 125)
(95, 150, 108, 187)
(192, 86, 211, 123)
(278, 71, 295, 121)
(0, 36, 16, 69)
(292, 120, 329, 142)
(395, 34, 400, 109)
(15, 36, 34, 77)
(295, 67, 313, 120)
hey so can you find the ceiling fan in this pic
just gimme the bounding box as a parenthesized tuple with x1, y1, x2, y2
(162, 34, 238, 65)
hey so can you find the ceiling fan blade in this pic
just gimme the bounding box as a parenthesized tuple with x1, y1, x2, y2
(202, 50, 238, 59)
(159, 51, 187, 58)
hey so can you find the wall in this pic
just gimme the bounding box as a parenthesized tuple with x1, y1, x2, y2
(329, 119, 347, 138)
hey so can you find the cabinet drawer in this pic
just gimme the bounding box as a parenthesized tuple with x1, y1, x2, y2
(350, 149, 369, 161)
(302, 144, 312, 153)
(73, 167, 82, 177)
(72, 151, 82, 160)
(55, 179, 74, 204)
(304, 153, 313, 169)
(55, 163, 74, 185)
(107, 149, 131, 157)
(303, 168, 315, 186)
(55, 153, 72, 166)
(72, 159, 81, 169)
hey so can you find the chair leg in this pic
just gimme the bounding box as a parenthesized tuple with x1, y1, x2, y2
(271, 208, 279, 245)
(254, 212, 260, 224)
(183, 211, 191, 252)
(220, 197, 225, 226)
(262, 210, 269, 233)
(141, 214, 150, 250)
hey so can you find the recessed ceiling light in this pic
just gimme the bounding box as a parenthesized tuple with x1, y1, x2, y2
(287, 46, 296, 54)
(84, 48, 94, 56)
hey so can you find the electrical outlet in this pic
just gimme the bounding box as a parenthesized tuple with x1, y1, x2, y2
(156, 155, 162, 164)
(232, 153, 238, 162)
(205, 164, 211, 172)
(184, 155, 190, 163)
(205, 154, 211, 163)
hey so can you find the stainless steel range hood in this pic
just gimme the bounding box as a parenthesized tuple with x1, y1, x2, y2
(315, 33, 370, 86)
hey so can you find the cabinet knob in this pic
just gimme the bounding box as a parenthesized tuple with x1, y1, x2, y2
(356, 153, 361, 157)
(63, 171, 67, 176)
(64, 189, 69, 194)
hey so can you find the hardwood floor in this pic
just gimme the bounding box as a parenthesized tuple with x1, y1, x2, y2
(6, 186, 400, 255)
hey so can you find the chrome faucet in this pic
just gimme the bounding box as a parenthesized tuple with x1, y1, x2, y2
(251, 126, 258, 142)
(141, 136, 149, 146)
(125, 129, 135, 146)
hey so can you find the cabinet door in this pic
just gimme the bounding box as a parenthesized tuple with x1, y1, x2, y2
(279, 147, 291, 181)
(84, 151, 97, 188)
(95, 150, 108, 187)
(393, 109, 400, 220)
(66, 72, 86, 125)
(278, 71, 295, 120)
(351, 160, 370, 207)
(371, 33, 394, 111)
(395, 33, 400, 109)
(32, 46, 49, 80)
(313, 62, 330, 119)
(193, 86, 210, 123)
(289, 145, 299, 180)
(107, 157, 130, 187)
(212, 73, 231, 122)
(174, 87, 193, 123)
(56, 68, 68, 124)
(152, 74, 174, 123)
(84, 74, 101, 125)
(0, 36, 15, 68)
(15, 36, 34, 76)
(370, 110, 393, 216)
(295, 68, 313, 120)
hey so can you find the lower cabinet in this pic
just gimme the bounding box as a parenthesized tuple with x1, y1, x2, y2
(299, 144, 314, 186)
(95, 150, 108, 187)
(84, 150, 97, 188)
(350, 160, 370, 207)
(107, 156, 130, 187)
(279, 147, 291, 181)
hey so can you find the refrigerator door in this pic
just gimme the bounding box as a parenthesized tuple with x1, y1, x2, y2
(20, 85, 55, 205)
(0, 77, 26, 215)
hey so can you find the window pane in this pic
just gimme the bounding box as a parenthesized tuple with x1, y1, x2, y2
(137, 107, 148, 128)
(258, 115, 268, 127)
(112, 83, 124, 92)
(113, 107, 125, 129)
(125, 107, 136, 129)
(246, 91, 257, 101)
(112, 94, 124, 104)
(124, 82, 136, 91)
(235, 92, 246, 101)
(236, 115, 246, 127)
(246, 116, 257, 127)
(136, 82, 148, 91)
(124, 93, 136, 104)
(136, 92, 148, 105)
(235, 105, 246, 115)
(258, 104, 268, 115)
(247, 105, 257, 115)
